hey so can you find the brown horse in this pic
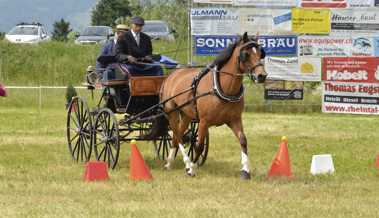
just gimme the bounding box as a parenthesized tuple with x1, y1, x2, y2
(155, 32, 267, 180)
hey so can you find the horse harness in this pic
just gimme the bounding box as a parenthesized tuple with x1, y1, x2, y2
(190, 40, 265, 120)
(126, 40, 264, 124)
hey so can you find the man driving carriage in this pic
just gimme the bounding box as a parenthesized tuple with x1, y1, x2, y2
(115, 16, 164, 76)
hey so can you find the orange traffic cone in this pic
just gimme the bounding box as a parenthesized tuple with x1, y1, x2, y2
(375, 154, 379, 168)
(84, 161, 109, 182)
(268, 136, 292, 178)
(129, 140, 153, 181)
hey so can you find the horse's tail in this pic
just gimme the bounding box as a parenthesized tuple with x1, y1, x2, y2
(142, 114, 169, 140)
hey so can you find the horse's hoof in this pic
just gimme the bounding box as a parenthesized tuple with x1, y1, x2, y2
(240, 170, 251, 180)
(185, 168, 196, 177)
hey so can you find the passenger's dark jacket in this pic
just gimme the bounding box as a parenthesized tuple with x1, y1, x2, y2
(115, 30, 152, 62)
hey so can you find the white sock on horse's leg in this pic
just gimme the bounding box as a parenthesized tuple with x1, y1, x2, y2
(179, 143, 195, 175)
(164, 147, 177, 169)
(241, 151, 250, 173)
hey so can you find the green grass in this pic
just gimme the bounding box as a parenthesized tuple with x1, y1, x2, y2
(1, 92, 379, 217)
(0, 40, 191, 86)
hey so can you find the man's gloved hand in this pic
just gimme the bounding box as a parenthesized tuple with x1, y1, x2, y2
(143, 55, 153, 63)
(127, 55, 138, 64)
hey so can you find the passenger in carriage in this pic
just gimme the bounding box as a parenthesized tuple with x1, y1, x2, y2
(115, 16, 164, 76)
(96, 24, 129, 72)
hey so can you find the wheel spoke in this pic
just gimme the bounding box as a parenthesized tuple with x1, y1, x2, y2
(98, 146, 106, 160)
(72, 138, 80, 156)
(70, 114, 80, 128)
(69, 132, 79, 143)
(109, 144, 115, 162)
(94, 139, 107, 147)
(103, 145, 108, 162)
(76, 138, 81, 161)
(80, 138, 85, 161)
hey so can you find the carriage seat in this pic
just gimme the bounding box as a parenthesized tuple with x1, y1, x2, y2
(101, 76, 166, 96)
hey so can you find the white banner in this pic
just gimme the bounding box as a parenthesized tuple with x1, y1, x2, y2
(348, 0, 374, 7)
(266, 57, 321, 81)
(238, 8, 274, 34)
(238, 8, 292, 34)
(322, 81, 379, 115)
(191, 8, 240, 35)
(299, 57, 322, 81)
(331, 9, 379, 32)
(233, 0, 297, 7)
(266, 57, 299, 81)
(272, 10, 292, 33)
(352, 35, 374, 56)
(298, 35, 352, 57)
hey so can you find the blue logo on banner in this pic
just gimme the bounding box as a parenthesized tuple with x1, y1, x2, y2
(194, 35, 238, 56)
(273, 12, 292, 25)
(374, 37, 379, 56)
(258, 35, 297, 56)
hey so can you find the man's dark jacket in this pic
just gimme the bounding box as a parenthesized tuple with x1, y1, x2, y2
(116, 30, 152, 62)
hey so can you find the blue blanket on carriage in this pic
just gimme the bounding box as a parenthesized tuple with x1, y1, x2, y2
(101, 55, 178, 81)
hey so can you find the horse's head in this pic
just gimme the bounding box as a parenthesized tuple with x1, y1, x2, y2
(237, 32, 267, 83)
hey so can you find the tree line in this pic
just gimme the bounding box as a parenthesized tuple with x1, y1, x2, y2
(51, 0, 187, 42)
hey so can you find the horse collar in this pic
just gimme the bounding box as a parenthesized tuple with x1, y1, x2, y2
(212, 67, 244, 103)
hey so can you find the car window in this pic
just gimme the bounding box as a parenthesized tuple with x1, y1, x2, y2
(8, 26, 39, 35)
(81, 27, 108, 36)
(143, 23, 169, 33)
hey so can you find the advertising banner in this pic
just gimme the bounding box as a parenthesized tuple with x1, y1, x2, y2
(299, 57, 322, 80)
(352, 36, 374, 56)
(298, 35, 352, 57)
(264, 80, 304, 100)
(191, 8, 240, 35)
(266, 57, 299, 81)
(374, 37, 379, 56)
(258, 35, 298, 56)
(300, 0, 348, 8)
(272, 10, 292, 33)
(233, 0, 297, 7)
(322, 57, 379, 83)
(194, 35, 298, 56)
(238, 8, 275, 34)
(265, 57, 319, 81)
(292, 8, 331, 34)
(194, 35, 238, 56)
(331, 9, 379, 31)
(322, 57, 379, 115)
(348, 0, 374, 7)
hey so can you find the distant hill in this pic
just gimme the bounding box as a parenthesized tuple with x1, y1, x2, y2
(0, 0, 98, 33)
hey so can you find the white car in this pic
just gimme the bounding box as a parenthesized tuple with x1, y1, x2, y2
(5, 23, 50, 44)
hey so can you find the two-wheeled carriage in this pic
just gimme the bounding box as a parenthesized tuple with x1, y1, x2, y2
(66, 64, 209, 169)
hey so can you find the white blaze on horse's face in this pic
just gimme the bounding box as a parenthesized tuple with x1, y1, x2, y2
(243, 44, 267, 83)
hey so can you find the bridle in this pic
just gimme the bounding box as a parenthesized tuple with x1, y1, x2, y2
(219, 40, 266, 82)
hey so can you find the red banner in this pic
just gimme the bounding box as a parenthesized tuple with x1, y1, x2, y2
(322, 57, 379, 83)
(322, 57, 379, 115)
(301, 0, 347, 8)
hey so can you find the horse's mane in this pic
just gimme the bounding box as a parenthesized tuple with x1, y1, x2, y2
(212, 38, 242, 70)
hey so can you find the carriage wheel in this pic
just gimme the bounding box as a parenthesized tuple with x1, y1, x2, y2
(66, 97, 93, 163)
(186, 121, 209, 166)
(93, 108, 120, 169)
(154, 131, 173, 160)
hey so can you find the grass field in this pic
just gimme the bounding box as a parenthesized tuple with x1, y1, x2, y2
(1, 90, 379, 217)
